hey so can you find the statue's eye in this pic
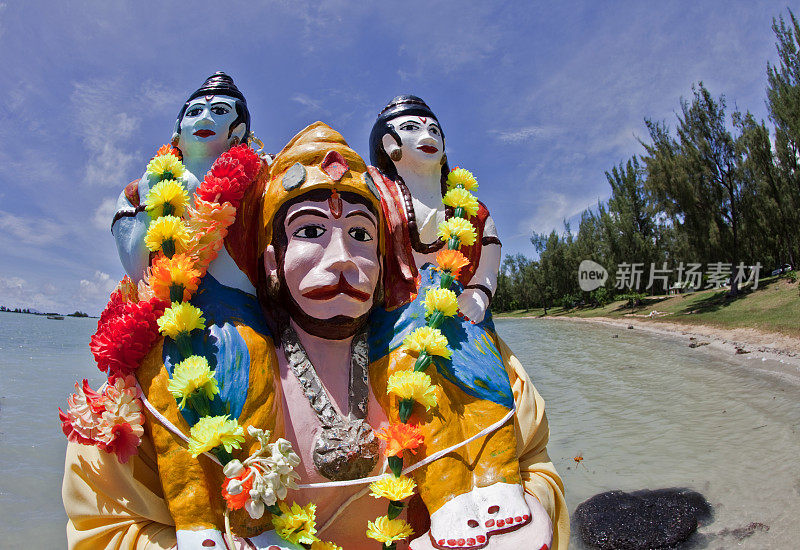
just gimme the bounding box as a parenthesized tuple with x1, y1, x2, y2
(429, 126, 441, 136)
(348, 227, 373, 242)
(186, 107, 203, 117)
(211, 105, 230, 115)
(293, 225, 326, 239)
(399, 123, 419, 132)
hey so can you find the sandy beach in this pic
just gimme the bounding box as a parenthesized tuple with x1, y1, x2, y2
(534, 315, 800, 385)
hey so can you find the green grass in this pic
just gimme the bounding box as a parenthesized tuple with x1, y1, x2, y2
(495, 275, 800, 338)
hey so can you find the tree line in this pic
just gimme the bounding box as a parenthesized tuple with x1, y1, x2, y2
(494, 10, 800, 313)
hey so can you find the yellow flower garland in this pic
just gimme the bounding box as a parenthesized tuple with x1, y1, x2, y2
(370, 166, 483, 548)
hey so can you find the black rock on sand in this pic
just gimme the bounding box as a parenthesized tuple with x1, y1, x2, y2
(575, 488, 712, 549)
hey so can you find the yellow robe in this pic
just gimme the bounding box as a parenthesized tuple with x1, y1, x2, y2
(63, 337, 569, 549)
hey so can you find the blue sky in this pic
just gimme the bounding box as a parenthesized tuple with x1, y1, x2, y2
(0, 1, 791, 314)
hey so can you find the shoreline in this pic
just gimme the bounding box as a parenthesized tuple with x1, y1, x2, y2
(508, 315, 800, 385)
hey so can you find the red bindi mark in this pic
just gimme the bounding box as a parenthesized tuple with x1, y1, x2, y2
(419, 116, 427, 123)
(205, 95, 214, 101)
(328, 189, 343, 219)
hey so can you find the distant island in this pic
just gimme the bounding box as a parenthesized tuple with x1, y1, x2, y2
(0, 306, 94, 318)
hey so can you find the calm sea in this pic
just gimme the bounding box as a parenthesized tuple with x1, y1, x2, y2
(1, 311, 798, 548)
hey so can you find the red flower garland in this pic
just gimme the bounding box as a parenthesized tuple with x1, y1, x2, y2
(90, 297, 167, 378)
(195, 145, 260, 209)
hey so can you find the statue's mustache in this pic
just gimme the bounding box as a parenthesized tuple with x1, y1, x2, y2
(301, 273, 371, 302)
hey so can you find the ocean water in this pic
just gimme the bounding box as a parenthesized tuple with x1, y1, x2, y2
(0, 311, 798, 548)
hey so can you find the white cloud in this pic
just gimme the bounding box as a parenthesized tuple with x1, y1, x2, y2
(79, 270, 117, 304)
(92, 197, 117, 231)
(492, 126, 556, 144)
(0, 210, 67, 246)
(291, 93, 326, 113)
(71, 78, 141, 187)
(141, 80, 183, 114)
(517, 190, 598, 238)
(0, 3, 6, 39)
(0, 276, 60, 312)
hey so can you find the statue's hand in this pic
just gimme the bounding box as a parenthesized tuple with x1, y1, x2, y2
(457, 288, 489, 324)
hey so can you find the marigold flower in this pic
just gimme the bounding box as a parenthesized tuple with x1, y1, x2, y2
(403, 326, 452, 359)
(157, 302, 206, 339)
(443, 187, 479, 217)
(310, 541, 342, 550)
(423, 288, 459, 318)
(90, 298, 166, 377)
(366, 516, 414, 544)
(168, 355, 218, 409)
(435, 249, 470, 279)
(187, 415, 245, 457)
(189, 196, 237, 228)
(369, 475, 417, 501)
(144, 216, 191, 254)
(146, 153, 185, 181)
(185, 221, 227, 275)
(226, 144, 261, 181)
(446, 167, 478, 191)
(437, 217, 477, 247)
(148, 253, 201, 302)
(155, 144, 182, 159)
(387, 370, 438, 410)
(377, 423, 424, 458)
(145, 179, 189, 219)
(221, 467, 254, 511)
(115, 276, 139, 303)
(196, 155, 250, 208)
(272, 502, 318, 546)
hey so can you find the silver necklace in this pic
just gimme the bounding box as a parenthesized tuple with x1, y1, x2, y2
(281, 325, 379, 481)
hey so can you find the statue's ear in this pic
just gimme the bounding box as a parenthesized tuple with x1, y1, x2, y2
(229, 122, 247, 143)
(382, 132, 400, 159)
(263, 245, 278, 279)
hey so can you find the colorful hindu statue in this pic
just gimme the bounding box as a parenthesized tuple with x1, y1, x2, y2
(364, 97, 566, 549)
(368, 95, 501, 323)
(61, 87, 567, 550)
(111, 71, 262, 295)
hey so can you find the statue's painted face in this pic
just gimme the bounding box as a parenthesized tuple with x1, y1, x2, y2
(178, 95, 241, 158)
(278, 197, 380, 323)
(388, 115, 444, 167)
